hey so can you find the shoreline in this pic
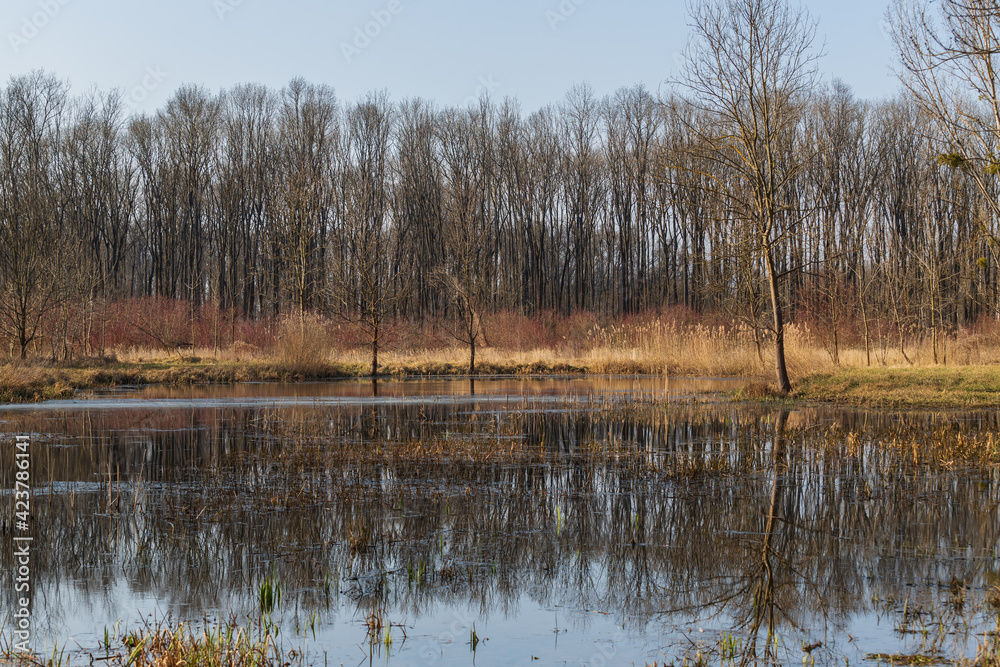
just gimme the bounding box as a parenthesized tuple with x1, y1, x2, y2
(789, 366, 1000, 410)
(0, 357, 628, 404)
(1, 357, 998, 410)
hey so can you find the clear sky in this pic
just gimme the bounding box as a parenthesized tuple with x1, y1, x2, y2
(0, 0, 900, 113)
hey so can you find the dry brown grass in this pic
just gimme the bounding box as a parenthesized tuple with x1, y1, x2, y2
(327, 321, 832, 378)
(0, 615, 295, 667)
(0, 365, 75, 402)
(962, 629, 1000, 667)
(110, 317, 832, 378)
(735, 380, 785, 400)
(107, 317, 1000, 381)
(827, 427, 1000, 468)
(9, 314, 1000, 406)
(275, 313, 333, 371)
(114, 617, 293, 667)
(583, 321, 831, 377)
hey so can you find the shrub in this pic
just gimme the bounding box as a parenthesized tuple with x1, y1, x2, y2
(276, 312, 332, 371)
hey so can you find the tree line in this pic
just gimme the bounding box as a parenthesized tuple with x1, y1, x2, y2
(0, 0, 996, 382)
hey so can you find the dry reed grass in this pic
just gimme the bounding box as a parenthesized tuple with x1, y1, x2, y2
(84, 316, 1000, 379)
(105, 614, 297, 667)
(0, 615, 296, 667)
(0, 365, 74, 402)
(275, 313, 333, 371)
(116, 620, 292, 667)
(9, 312, 1000, 405)
(108, 318, 829, 378)
(962, 627, 1000, 667)
(295, 320, 835, 378)
(884, 431, 1000, 467)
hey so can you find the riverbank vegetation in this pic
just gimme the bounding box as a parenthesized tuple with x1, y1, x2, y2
(2, 0, 1000, 402)
(793, 366, 1000, 409)
(0, 614, 297, 667)
(4, 402, 1000, 665)
(3, 304, 1000, 407)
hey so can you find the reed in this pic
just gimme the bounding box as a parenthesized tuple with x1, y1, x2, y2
(116, 616, 295, 667)
(9, 311, 1000, 407)
(0, 615, 296, 667)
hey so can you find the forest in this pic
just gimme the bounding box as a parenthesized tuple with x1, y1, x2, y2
(0, 0, 997, 389)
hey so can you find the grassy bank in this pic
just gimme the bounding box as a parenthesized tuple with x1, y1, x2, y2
(0, 327, 794, 403)
(0, 352, 667, 403)
(0, 359, 363, 403)
(0, 350, 749, 404)
(1, 614, 296, 667)
(4, 329, 1000, 409)
(793, 366, 1000, 409)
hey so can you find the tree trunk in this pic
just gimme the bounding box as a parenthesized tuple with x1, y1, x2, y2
(860, 290, 871, 367)
(831, 327, 840, 366)
(754, 325, 765, 365)
(764, 249, 791, 394)
(892, 297, 913, 365)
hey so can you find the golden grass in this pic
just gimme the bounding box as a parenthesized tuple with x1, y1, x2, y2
(0, 365, 75, 403)
(102, 320, 844, 381)
(275, 313, 333, 370)
(117, 620, 292, 667)
(794, 366, 1000, 409)
(6, 318, 1000, 408)
(0, 614, 296, 667)
(865, 653, 949, 666)
(330, 322, 833, 378)
(129, 320, 826, 375)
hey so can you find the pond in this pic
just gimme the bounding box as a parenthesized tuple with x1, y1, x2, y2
(1, 376, 999, 666)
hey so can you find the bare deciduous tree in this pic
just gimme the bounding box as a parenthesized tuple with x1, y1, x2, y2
(436, 103, 497, 374)
(331, 93, 405, 377)
(277, 79, 337, 329)
(675, 0, 822, 393)
(0, 72, 69, 359)
(890, 0, 1000, 224)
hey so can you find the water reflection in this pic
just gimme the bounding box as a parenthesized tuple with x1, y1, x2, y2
(0, 379, 998, 665)
(8, 375, 742, 411)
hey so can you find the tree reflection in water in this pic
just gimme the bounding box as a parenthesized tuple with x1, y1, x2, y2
(742, 410, 791, 664)
(1, 400, 999, 663)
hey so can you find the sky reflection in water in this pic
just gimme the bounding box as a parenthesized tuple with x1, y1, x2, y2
(1, 377, 998, 666)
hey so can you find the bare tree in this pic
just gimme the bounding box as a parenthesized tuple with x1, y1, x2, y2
(61, 89, 139, 357)
(0, 72, 69, 359)
(799, 82, 877, 364)
(214, 83, 277, 323)
(331, 93, 405, 377)
(394, 98, 444, 321)
(436, 103, 498, 374)
(890, 0, 1000, 229)
(276, 79, 337, 328)
(675, 0, 822, 393)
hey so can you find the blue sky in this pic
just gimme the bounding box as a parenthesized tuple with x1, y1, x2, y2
(0, 0, 900, 112)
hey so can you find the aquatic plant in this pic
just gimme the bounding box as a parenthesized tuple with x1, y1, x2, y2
(117, 616, 295, 667)
(259, 573, 282, 615)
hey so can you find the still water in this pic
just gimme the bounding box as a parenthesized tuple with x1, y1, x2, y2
(1, 376, 999, 666)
